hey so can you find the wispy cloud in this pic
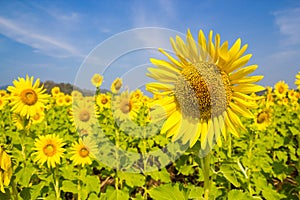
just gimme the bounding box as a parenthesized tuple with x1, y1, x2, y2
(0, 16, 83, 58)
(274, 7, 300, 46)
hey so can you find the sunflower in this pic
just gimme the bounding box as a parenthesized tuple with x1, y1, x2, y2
(295, 71, 300, 89)
(0, 90, 7, 98)
(71, 99, 98, 131)
(56, 96, 65, 106)
(91, 73, 103, 88)
(287, 90, 297, 102)
(146, 29, 264, 148)
(96, 93, 111, 111)
(64, 95, 72, 106)
(31, 111, 45, 124)
(0, 96, 6, 110)
(0, 147, 12, 193)
(112, 91, 141, 122)
(71, 90, 83, 99)
(70, 138, 97, 167)
(7, 75, 49, 118)
(51, 87, 61, 97)
(111, 77, 123, 94)
(32, 134, 65, 168)
(274, 81, 288, 99)
(254, 108, 272, 131)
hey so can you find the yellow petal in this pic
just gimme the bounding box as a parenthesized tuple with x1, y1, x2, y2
(225, 54, 252, 73)
(230, 75, 264, 84)
(161, 110, 181, 134)
(229, 102, 254, 118)
(233, 84, 265, 94)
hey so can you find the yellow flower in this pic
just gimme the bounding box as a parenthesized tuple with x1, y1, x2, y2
(56, 96, 65, 106)
(31, 111, 45, 124)
(295, 71, 300, 89)
(0, 90, 7, 98)
(70, 138, 96, 167)
(51, 87, 61, 97)
(288, 90, 297, 102)
(0, 147, 12, 193)
(254, 108, 272, 131)
(7, 75, 49, 118)
(91, 74, 103, 88)
(71, 99, 98, 131)
(0, 96, 7, 110)
(130, 89, 143, 100)
(96, 93, 111, 111)
(64, 95, 72, 106)
(71, 90, 83, 99)
(112, 91, 141, 121)
(32, 134, 65, 168)
(111, 77, 122, 94)
(146, 29, 264, 148)
(274, 81, 288, 99)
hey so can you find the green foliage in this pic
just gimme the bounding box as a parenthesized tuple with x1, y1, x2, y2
(0, 86, 300, 199)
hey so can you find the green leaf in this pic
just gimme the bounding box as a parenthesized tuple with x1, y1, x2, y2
(219, 164, 241, 187)
(85, 175, 100, 193)
(106, 187, 129, 200)
(118, 172, 145, 188)
(61, 180, 78, 193)
(228, 190, 252, 200)
(188, 186, 204, 199)
(148, 183, 188, 200)
(146, 168, 171, 183)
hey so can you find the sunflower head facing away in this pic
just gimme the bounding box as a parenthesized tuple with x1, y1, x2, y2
(146, 29, 264, 149)
(32, 134, 65, 168)
(7, 75, 49, 118)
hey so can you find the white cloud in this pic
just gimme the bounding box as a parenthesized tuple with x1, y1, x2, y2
(274, 7, 300, 46)
(0, 16, 83, 58)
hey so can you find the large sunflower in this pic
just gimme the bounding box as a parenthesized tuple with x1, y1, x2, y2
(295, 71, 300, 89)
(146, 29, 264, 149)
(70, 138, 97, 167)
(7, 75, 49, 118)
(32, 134, 65, 168)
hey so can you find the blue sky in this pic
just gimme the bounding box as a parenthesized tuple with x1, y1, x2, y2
(0, 0, 300, 90)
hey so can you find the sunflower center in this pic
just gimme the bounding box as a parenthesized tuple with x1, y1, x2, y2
(174, 62, 232, 120)
(120, 99, 132, 114)
(79, 110, 90, 122)
(79, 147, 89, 158)
(101, 98, 108, 104)
(278, 86, 284, 94)
(43, 144, 56, 157)
(257, 112, 268, 124)
(20, 89, 38, 105)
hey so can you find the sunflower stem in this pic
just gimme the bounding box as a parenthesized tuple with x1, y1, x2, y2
(11, 177, 19, 200)
(115, 129, 120, 191)
(54, 166, 60, 200)
(202, 151, 211, 200)
(77, 166, 82, 200)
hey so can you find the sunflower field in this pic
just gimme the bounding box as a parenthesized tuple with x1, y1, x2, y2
(1, 29, 300, 200)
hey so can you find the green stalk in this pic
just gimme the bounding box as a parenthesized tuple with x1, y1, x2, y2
(202, 151, 211, 200)
(77, 166, 82, 200)
(115, 129, 120, 192)
(11, 178, 19, 200)
(54, 167, 60, 200)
